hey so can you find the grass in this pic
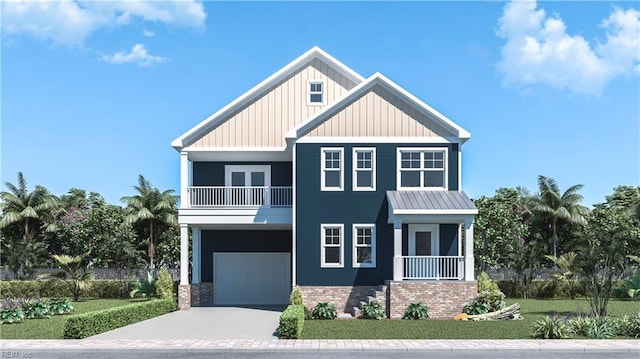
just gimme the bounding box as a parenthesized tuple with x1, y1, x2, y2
(0, 298, 136, 339)
(301, 298, 640, 339)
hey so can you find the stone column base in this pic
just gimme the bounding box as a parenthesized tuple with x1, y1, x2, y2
(178, 285, 191, 311)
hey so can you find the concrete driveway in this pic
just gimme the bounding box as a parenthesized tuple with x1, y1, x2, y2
(90, 306, 285, 340)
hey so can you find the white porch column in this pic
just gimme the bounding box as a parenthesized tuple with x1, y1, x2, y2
(180, 224, 189, 285)
(192, 227, 201, 284)
(393, 221, 403, 281)
(464, 219, 475, 281)
(180, 151, 189, 209)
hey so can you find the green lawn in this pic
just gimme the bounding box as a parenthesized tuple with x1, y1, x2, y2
(0, 299, 135, 339)
(301, 299, 640, 339)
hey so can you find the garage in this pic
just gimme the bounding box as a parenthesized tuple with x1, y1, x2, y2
(213, 252, 291, 305)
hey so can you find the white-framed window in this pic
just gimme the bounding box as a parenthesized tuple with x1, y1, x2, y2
(352, 148, 376, 191)
(321, 224, 344, 267)
(397, 147, 448, 190)
(353, 224, 376, 268)
(308, 80, 324, 105)
(321, 147, 343, 191)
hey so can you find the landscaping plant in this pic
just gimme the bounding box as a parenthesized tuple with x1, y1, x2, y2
(155, 267, 175, 301)
(39, 253, 94, 301)
(0, 298, 25, 325)
(47, 298, 74, 315)
(402, 302, 430, 320)
(312, 302, 337, 320)
(531, 315, 570, 339)
(21, 298, 50, 319)
(621, 269, 640, 298)
(289, 286, 304, 305)
(278, 305, 305, 339)
(129, 270, 157, 298)
(359, 302, 385, 320)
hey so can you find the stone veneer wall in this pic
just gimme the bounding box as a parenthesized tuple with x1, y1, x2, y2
(191, 282, 214, 307)
(178, 285, 191, 311)
(299, 286, 382, 314)
(387, 281, 477, 319)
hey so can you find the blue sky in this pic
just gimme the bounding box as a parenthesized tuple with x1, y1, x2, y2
(2, 1, 639, 207)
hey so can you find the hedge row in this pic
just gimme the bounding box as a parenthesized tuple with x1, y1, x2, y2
(0, 280, 135, 299)
(63, 299, 176, 339)
(278, 304, 305, 339)
(496, 279, 629, 299)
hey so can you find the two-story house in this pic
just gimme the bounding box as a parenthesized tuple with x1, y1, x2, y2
(171, 47, 478, 319)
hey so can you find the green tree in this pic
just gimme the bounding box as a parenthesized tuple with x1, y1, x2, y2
(40, 253, 94, 301)
(121, 175, 178, 268)
(545, 252, 579, 299)
(533, 176, 588, 259)
(0, 172, 57, 278)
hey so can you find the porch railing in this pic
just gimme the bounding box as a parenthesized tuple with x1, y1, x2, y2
(402, 256, 464, 280)
(188, 186, 292, 207)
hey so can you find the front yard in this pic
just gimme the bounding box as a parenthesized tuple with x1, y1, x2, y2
(1, 299, 134, 339)
(302, 299, 640, 339)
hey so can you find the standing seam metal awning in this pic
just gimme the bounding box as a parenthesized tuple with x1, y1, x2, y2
(386, 190, 478, 214)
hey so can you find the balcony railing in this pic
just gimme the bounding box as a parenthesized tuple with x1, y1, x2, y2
(187, 186, 292, 208)
(402, 256, 464, 280)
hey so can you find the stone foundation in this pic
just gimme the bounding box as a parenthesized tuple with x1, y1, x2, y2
(387, 280, 477, 319)
(178, 285, 191, 311)
(299, 286, 383, 314)
(191, 282, 214, 306)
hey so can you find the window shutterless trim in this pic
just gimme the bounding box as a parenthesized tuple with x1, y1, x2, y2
(352, 147, 376, 191)
(321, 223, 344, 268)
(321, 147, 344, 191)
(352, 224, 376, 268)
(307, 80, 325, 106)
(396, 147, 448, 190)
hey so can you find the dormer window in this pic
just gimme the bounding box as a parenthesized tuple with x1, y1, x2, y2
(308, 80, 324, 105)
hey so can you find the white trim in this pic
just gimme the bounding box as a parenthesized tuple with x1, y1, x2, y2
(457, 224, 462, 257)
(352, 147, 376, 191)
(352, 224, 376, 268)
(292, 143, 297, 286)
(179, 224, 189, 285)
(192, 227, 201, 284)
(307, 79, 325, 106)
(396, 147, 449, 191)
(184, 147, 288, 152)
(408, 224, 439, 256)
(321, 223, 344, 268)
(320, 147, 344, 191)
(180, 152, 190, 209)
(392, 209, 478, 215)
(285, 72, 471, 142)
(172, 46, 364, 150)
(458, 145, 462, 191)
(296, 136, 460, 144)
(224, 165, 271, 187)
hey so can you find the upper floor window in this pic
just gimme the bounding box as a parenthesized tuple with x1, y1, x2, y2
(321, 147, 343, 191)
(397, 148, 447, 190)
(353, 148, 376, 191)
(308, 80, 324, 105)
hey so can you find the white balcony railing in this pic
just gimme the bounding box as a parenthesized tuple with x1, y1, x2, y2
(402, 256, 464, 280)
(187, 186, 292, 208)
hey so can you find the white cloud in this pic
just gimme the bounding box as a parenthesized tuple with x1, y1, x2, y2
(497, 1, 639, 96)
(101, 43, 167, 67)
(1, 0, 206, 46)
(143, 29, 155, 37)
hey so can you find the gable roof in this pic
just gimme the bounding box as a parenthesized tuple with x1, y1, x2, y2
(171, 46, 365, 150)
(285, 72, 471, 143)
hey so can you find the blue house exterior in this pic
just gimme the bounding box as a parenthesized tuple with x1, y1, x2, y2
(172, 47, 478, 318)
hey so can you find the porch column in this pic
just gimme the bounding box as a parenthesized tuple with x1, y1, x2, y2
(393, 221, 403, 281)
(180, 151, 189, 209)
(178, 223, 191, 310)
(192, 227, 201, 284)
(464, 219, 475, 281)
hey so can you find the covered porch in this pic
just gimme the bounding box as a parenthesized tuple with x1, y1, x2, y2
(386, 190, 478, 282)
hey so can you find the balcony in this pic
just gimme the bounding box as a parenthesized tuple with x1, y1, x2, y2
(187, 186, 292, 208)
(399, 256, 464, 280)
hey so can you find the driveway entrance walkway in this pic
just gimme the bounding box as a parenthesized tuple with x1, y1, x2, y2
(90, 306, 284, 340)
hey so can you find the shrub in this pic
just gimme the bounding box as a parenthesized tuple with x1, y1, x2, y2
(478, 272, 501, 294)
(359, 302, 385, 320)
(463, 290, 505, 315)
(402, 302, 429, 320)
(63, 299, 176, 339)
(0, 298, 25, 325)
(47, 298, 74, 315)
(621, 269, 640, 298)
(0, 280, 134, 299)
(618, 312, 640, 338)
(312, 302, 337, 320)
(129, 271, 157, 298)
(463, 300, 489, 315)
(278, 304, 304, 339)
(289, 286, 304, 305)
(155, 267, 175, 301)
(22, 297, 51, 319)
(532, 315, 570, 339)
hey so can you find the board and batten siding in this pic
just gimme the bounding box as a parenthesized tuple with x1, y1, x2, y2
(189, 58, 358, 148)
(306, 84, 456, 138)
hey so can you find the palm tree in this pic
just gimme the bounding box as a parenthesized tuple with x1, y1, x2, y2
(121, 175, 178, 268)
(545, 252, 579, 299)
(0, 172, 57, 277)
(534, 175, 588, 259)
(40, 253, 94, 301)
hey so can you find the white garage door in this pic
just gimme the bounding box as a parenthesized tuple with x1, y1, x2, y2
(213, 252, 291, 305)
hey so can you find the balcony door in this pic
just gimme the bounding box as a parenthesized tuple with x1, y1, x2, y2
(225, 165, 271, 206)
